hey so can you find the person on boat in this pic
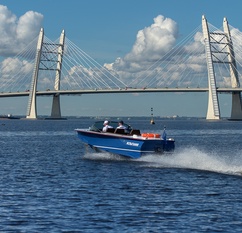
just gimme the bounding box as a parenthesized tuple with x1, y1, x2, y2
(117, 120, 126, 129)
(117, 120, 131, 134)
(102, 120, 113, 132)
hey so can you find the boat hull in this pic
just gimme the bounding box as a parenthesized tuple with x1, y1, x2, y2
(75, 129, 175, 159)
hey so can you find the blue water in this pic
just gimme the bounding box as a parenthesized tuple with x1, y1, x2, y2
(1, 118, 242, 232)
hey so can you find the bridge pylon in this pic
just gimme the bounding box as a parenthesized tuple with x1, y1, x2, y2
(202, 15, 242, 120)
(26, 28, 44, 119)
(26, 28, 65, 119)
(223, 18, 242, 120)
(50, 30, 65, 119)
(202, 15, 220, 120)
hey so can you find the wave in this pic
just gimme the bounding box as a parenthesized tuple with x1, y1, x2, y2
(83, 152, 127, 161)
(83, 147, 242, 176)
(138, 147, 242, 176)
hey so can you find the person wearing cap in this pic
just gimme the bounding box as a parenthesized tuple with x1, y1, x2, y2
(102, 120, 113, 132)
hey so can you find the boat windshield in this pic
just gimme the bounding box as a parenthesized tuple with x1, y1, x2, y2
(89, 121, 132, 132)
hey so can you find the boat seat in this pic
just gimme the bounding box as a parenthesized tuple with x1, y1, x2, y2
(106, 128, 115, 133)
(114, 128, 125, 134)
(130, 129, 141, 135)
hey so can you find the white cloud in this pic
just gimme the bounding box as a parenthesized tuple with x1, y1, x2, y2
(104, 15, 179, 74)
(0, 57, 33, 90)
(102, 15, 211, 88)
(124, 15, 178, 63)
(103, 15, 181, 85)
(0, 5, 43, 56)
(184, 32, 204, 54)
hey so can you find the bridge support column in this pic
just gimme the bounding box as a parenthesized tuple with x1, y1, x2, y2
(26, 28, 44, 119)
(231, 92, 242, 119)
(51, 94, 61, 118)
(223, 18, 242, 120)
(50, 30, 65, 119)
(202, 15, 220, 120)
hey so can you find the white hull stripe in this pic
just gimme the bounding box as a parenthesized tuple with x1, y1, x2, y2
(93, 145, 154, 153)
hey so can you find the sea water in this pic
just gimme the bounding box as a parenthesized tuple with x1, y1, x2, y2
(0, 118, 242, 232)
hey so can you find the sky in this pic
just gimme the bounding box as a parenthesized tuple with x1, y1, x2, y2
(0, 0, 242, 118)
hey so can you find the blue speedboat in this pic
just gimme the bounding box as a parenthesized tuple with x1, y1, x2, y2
(75, 121, 175, 159)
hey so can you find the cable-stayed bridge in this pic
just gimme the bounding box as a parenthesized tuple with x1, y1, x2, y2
(0, 15, 242, 120)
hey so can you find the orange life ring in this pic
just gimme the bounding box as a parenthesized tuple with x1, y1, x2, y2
(141, 133, 160, 138)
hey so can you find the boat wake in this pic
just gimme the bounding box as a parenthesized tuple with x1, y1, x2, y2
(138, 147, 242, 176)
(83, 152, 128, 161)
(83, 147, 242, 176)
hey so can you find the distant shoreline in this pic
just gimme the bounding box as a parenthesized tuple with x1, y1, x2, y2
(0, 115, 233, 121)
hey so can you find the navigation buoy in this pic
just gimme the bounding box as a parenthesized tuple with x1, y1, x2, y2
(150, 107, 155, 124)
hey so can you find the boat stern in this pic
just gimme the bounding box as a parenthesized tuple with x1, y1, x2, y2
(163, 138, 175, 152)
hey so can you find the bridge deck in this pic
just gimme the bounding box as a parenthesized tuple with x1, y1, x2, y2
(0, 87, 242, 97)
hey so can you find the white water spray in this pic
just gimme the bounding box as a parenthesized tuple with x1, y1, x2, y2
(83, 147, 242, 176)
(138, 147, 242, 176)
